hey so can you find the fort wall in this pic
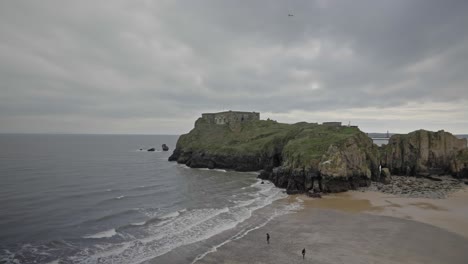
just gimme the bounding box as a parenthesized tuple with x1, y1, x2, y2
(202, 111, 260, 125)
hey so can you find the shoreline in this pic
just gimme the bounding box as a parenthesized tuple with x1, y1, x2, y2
(194, 187, 468, 264)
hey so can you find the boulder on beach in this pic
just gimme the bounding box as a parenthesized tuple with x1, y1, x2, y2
(147, 148, 155, 152)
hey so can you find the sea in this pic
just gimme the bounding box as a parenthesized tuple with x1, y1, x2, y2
(371, 138, 389, 146)
(0, 134, 302, 264)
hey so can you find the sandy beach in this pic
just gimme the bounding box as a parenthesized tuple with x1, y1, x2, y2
(196, 188, 468, 264)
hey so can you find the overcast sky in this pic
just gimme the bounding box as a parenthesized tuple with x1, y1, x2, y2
(1, 0, 467, 134)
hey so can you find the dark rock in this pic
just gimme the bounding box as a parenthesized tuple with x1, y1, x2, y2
(450, 149, 468, 178)
(258, 170, 271, 180)
(207, 160, 216, 169)
(423, 175, 443, 182)
(381, 130, 467, 176)
(147, 148, 155, 152)
(182, 152, 263, 171)
(307, 191, 322, 198)
(162, 144, 169, 151)
(380, 168, 391, 184)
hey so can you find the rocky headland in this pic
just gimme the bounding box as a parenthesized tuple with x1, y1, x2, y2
(169, 115, 468, 196)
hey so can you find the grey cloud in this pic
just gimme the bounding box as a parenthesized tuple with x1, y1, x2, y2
(0, 0, 467, 134)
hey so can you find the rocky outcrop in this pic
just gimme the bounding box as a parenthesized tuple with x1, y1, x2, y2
(259, 132, 380, 194)
(450, 149, 468, 178)
(363, 175, 463, 199)
(171, 151, 266, 171)
(162, 144, 169, 151)
(381, 130, 467, 176)
(318, 133, 380, 191)
(169, 118, 381, 193)
(169, 116, 466, 195)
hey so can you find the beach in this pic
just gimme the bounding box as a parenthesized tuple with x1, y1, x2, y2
(196, 188, 468, 264)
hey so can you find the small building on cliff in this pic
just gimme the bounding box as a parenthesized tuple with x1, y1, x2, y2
(322, 122, 342, 127)
(202, 111, 260, 125)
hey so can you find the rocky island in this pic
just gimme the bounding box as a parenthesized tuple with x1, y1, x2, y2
(169, 111, 468, 195)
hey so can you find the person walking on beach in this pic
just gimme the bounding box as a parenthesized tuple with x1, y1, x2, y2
(302, 248, 306, 259)
(266, 233, 270, 244)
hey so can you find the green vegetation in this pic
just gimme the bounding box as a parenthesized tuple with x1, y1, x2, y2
(177, 118, 363, 168)
(282, 126, 360, 168)
(456, 149, 468, 163)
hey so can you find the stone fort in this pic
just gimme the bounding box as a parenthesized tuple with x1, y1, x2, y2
(202, 111, 260, 125)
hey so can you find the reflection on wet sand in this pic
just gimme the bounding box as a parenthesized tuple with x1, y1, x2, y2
(199, 190, 468, 264)
(298, 188, 468, 238)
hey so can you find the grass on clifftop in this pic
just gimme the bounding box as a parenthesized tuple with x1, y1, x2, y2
(282, 126, 360, 168)
(456, 149, 468, 163)
(177, 118, 362, 168)
(178, 119, 296, 154)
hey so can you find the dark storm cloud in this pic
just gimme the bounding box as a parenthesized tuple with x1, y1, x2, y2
(0, 0, 467, 133)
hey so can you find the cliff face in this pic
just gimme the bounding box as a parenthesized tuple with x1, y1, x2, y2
(169, 118, 380, 193)
(170, 117, 467, 193)
(450, 149, 468, 178)
(381, 130, 467, 176)
(259, 132, 380, 194)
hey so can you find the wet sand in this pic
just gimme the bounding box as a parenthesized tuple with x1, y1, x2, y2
(316, 188, 468, 238)
(197, 188, 468, 264)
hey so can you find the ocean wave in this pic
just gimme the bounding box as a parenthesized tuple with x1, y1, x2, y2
(129, 221, 145, 226)
(159, 209, 185, 219)
(192, 198, 304, 263)
(131, 184, 164, 191)
(96, 189, 176, 206)
(116, 208, 187, 231)
(26, 179, 288, 264)
(59, 188, 121, 200)
(196, 168, 227, 172)
(71, 179, 289, 264)
(79, 209, 139, 225)
(83, 229, 118, 239)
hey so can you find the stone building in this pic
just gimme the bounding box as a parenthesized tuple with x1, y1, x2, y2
(322, 122, 342, 127)
(202, 111, 260, 125)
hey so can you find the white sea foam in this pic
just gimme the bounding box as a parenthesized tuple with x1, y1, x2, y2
(72, 179, 290, 264)
(130, 222, 146, 226)
(159, 210, 181, 219)
(196, 168, 227, 172)
(83, 229, 118, 239)
(192, 197, 304, 263)
(115, 196, 125, 199)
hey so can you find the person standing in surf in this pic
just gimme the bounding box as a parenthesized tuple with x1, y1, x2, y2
(302, 248, 306, 259)
(266, 233, 270, 244)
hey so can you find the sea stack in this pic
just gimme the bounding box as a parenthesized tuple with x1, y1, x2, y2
(162, 144, 169, 151)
